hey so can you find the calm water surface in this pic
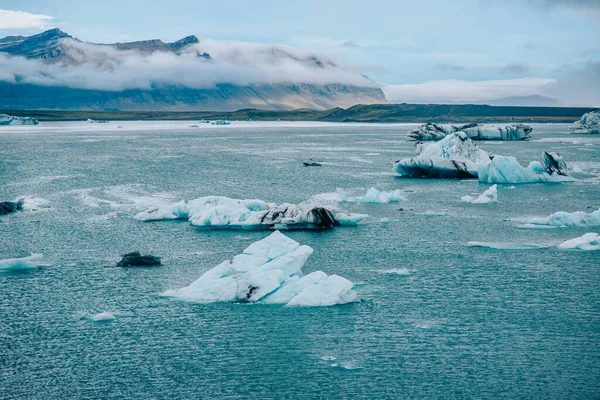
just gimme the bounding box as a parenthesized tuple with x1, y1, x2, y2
(1, 122, 599, 399)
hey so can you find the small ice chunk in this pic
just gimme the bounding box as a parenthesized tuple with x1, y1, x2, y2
(379, 268, 412, 276)
(462, 185, 498, 204)
(91, 312, 116, 322)
(337, 187, 403, 203)
(467, 241, 548, 250)
(522, 209, 600, 228)
(557, 233, 600, 251)
(0, 253, 46, 272)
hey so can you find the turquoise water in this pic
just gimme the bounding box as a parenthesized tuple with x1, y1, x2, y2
(1, 122, 599, 399)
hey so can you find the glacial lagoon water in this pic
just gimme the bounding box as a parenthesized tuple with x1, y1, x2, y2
(1, 121, 599, 399)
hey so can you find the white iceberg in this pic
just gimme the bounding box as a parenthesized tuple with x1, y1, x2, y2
(569, 109, 599, 134)
(337, 187, 403, 203)
(461, 184, 498, 204)
(162, 231, 357, 306)
(408, 123, 531, 141)
(0, 253, 46, 272)
(135, 195, 366, 230)
(558, 233, 600, 251)
(0, 114, 39, 125)
(394, 132, 491, 178)
(520, 209, 600, 229)
(90, 312, 117, 322)
(478, 152, 574, 184)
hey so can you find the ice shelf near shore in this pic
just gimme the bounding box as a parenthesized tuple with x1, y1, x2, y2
(478, 152, 574, 184)
(394, 132, 491, 178)
(408, 123, 532, 141)
(0, 114, 39, 125)
(569, 110, 600, 134)
(134, 195, 367, 230)
(162, 231, 357, 306)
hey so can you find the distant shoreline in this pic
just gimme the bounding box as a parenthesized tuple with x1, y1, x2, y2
(1, 104, 592, 123)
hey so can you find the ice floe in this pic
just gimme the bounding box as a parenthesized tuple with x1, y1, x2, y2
(478, 152, 575, 184)
(135, 195, 366, 230)
(408, 123, 532, 141)
(570, 109, 599, 134)
(394, 132, 491, 178)
(0, 254, 47, 272)
(467, 242, 549, 250)
(557, 233, 600, 251)
(0, 114, 39, 125)
(461, 184, 498, 204)
(337, 187, 403, 203)
(162, 231, 357, 306)
(90, 312, 117, 322)
(378, 268, 413, 276)
(519, 209, 600, 229)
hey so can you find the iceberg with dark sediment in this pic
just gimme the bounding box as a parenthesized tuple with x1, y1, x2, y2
(569, 110, 600, 134)
(519, 209, 600, 229)
(162, 231, 357, 306)
(408, 123, 532, 141)
(0, 114, 39, 125)
(558, 233, 600, 251)
(0, 253, 47, 272)
(478, 152, 575, 184)
(134, 195, 366, 230)
(394, 132, 491, 178)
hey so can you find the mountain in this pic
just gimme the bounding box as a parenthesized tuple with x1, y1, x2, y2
(485, 95, 562, 107)
(0, 29, 386, 111)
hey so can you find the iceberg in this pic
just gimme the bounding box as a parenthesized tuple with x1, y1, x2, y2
(478, 152, 575, 184)
(394, 132, 491, 178)
(86, 118, 108, 123)
(211, 120, 231, 125)
(90, 312, 117, 322)
(558, 233, 600, 251)
(461, 184, 498, 204)
(520, 209, 600, 229)
(569, 109, 600, 134)
(135, 195, 366, 230)
(337, 187, 403, 203)
(408, 123, 532, 141)
(162, 231, 357, 306)
(0, 253, 46, 272)
(0, 114, 39, 125)
(0, 199, 24, 215)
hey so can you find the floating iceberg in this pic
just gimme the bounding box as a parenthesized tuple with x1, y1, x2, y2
(0, 114, 39, 125)
(162, 231, 357, 306)
(569, 109, 599, 134)
(520, 209, 600, 229)
(90, 312, 117, 322)
(135, 196, 366, 230)
(408, 123, 531, 141)
(337, 187, 403, 203)
(211, 120, 231, 125)
(0, 253, 46, 272)
(394, 132, 491, 178)
(461, 184, 498, 204)
(478, 152, 574, 184)
(0, 199, 24, 215)
(558, 233, 600, 251)
(87, 118, 108, 123)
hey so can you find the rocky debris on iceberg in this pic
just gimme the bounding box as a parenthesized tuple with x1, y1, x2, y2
(558, 233, 600, 251)
(117, 252, 161, 267)
(162, 231, 357, 306)
(0, 114, 39, 125)
(461, 184, 498, 204)
(134, 196, 366, 230)
(0, 199, 24, 215)
(0, 253, 47, 272)
(478, 151, 575, 184)
(87, 118, 109, 123)
(211, 120, 231, 125)
(569, 109, 600, 134)
(520, 209, 600, 229)
(394, 132, 491, 178)
(337, 187, 403, 203)
(408, 123, 532, 141)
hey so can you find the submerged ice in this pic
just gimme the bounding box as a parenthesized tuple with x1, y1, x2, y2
(135, 195, 366, 230)
(408, 123, 532, 141)
(520, 209, 600, 229)
(478, 152, 574, 184)
(162, 231, 357, 306)
(570, 109, 599, 134)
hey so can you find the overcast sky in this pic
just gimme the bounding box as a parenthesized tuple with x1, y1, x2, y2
(1, 0, 599, 105)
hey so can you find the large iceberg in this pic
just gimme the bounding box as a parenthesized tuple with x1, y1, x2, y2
(478, 152, 575, 184)
(337, 187, 403, 203)
(0, 253, 46, 272)
(162, 231, 357, 306)
(0, 114, 39, 125)
(394, 132, 491, 178)
(134, 195, 366, 230)
(408, 123, 532, 141)
(461, 184, 498, 204)
(558, 233, 600, 251)
(520, 209, 600, 229)
(569, 109, 599, 134)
